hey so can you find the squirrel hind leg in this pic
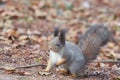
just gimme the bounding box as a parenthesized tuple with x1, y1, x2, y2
(58, 68, 69, 75)
(71, 73, 78, 78)
(70, 68, 86, 78)
(69, 62, 85, 77)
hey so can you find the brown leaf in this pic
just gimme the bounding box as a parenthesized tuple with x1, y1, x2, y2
(15, 71, 31, 75)
(38, 1, 45, 8)
(4, 67, 16, 71)
(38, 71, 52, 76)
(30, 35, 40, 43)
(4, 67, 15, 74)
(35, 10, 47, 18)
(0, 7, 4, 13)
(19, 35, 28, 40)
(5, 70, 15, 74)
(115, 53, 120, 59)
(1, 11, 24, 18)
(63, 10, 73, 19)
(99, 63, 106, 67)
(18, 40, 28, 46)
(6, 29, 18, 38)
(0, 36, 12, 43)
(107, 42, 114, 49)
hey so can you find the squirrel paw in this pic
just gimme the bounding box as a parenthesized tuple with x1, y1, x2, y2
(57, 68, 69, 75)
(71, 73, 78, 78)
(68, 73, 78, 78)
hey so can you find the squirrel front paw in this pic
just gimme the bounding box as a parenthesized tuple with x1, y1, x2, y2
(45, 63, 51, 71)
(56, 58, 66, 66)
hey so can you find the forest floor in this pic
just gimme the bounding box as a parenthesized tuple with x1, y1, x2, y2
(0, 0, 119, 80)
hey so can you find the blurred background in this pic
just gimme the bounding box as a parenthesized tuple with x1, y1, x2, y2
(0, 0, 120, 39)
(0, 0, 119, 80)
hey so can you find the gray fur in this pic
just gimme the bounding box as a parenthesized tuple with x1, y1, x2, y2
(60, 42, 86, 75)
(79, 24, 113, 61)
(49, 29, 86, 76)
(49, 24, 113, 76)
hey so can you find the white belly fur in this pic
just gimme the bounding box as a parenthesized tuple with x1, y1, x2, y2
(49, 50, 62, 65)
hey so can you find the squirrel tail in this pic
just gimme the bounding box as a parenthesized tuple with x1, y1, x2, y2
(78, 24, 115, 62)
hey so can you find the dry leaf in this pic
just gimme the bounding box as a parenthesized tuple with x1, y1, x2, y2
(38, 1, 45, 8)
(38, 71, 52, 76)
(0, 36, 8, 41)
(63, 10, 73, 19)
(81, 1, 90, 9)
(4, 67, 16, 71)
(19, 35, 28, 40)
(18, 40, 28, 46)
(35, 10, 47, 18)
(4, 67, 15, 74)
(6, 29, 18, 38)
(5, 70, 15, 74)
(1, 11, 24, 18)
(99, 63, 106, 67)
(29, 35, 40, 43)
(107, 42, 114, 49)
(15, 71, 31, 75)
(115, 53, 120, 59)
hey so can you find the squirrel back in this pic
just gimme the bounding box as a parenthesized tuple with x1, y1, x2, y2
(78, 24, 115, 61)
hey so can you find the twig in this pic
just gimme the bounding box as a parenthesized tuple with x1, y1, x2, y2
(111, 68, 120, 72)
(15, 64, 46, 69)
(92, 60, 120, 63)
(0, 64, 46, 71)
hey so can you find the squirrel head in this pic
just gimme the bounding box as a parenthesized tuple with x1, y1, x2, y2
(49, 27, 66, 52)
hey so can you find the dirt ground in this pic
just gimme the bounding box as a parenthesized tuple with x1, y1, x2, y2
(0, 0, 119, 80)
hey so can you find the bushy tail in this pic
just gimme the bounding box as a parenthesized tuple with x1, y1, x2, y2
(78, 24, 115, 61)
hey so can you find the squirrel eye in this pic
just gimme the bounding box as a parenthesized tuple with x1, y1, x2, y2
(56, 43, 60, 46)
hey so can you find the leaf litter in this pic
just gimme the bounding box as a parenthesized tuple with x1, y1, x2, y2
(0, 0, 119, 80)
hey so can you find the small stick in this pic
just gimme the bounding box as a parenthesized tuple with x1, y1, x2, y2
(15, 64, 46, 69)
(92, 60, 120, 63)
(0, 64, 46, 70)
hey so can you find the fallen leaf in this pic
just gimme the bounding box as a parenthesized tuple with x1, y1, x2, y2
(18, 40, 28, 46)
(0, 36, 11, 42)
(19, 35, 28, 40)
(54, 18, 67, 24)
(63, 10, 73, 19)
(116, 76, 120, 80)
(81, 1, 90, 9)
(99, 63, 106, 67)
(15, 71, 31, 75)
(38, 1, 45, 8)
(35, 10, 47, 18)
(5, 70, 15, 74)
(4, 67, 16, 71)
(38, 71, 52, 76)
(107, 42, 114, 49)
(115, 53, 120, 59)
(36, 57, 43, 63)
(6, 28, 18, 38)
(1, 11, 24, 18)
(4, 66, 15, 74)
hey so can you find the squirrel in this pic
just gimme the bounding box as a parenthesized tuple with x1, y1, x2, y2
(45, 24, 115, 77)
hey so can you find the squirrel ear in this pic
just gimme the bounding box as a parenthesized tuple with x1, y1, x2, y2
(59, 29, 66, 45)
(54, 27, 59, 37)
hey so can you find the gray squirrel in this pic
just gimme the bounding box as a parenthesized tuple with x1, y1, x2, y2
(45, 24, 115, 77)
